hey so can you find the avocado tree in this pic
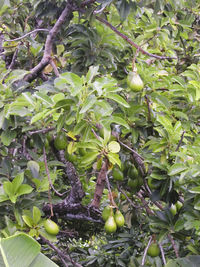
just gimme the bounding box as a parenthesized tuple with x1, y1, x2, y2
(0, 0, 200, 266)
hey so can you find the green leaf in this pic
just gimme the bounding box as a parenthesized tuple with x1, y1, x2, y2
(3, 181, 14, 198)
(174, 218, 185, 231)
(168, 163, 188, 176)
(1, 130, 16, 146)
(12, 172, 24, 193)
(86, 65, 99, 84)
(157, 114, 173, 132)
(32, 206, 41, 225)
(109, 116, 130, 129)
(53, 99, 72, 110)
(31, 110, 48, 124)
(189, 186, 200, 194)
(77, 141, 99, 150)
(55, 72, 82, 96)
(80, 95, 97, 114)
(34, 92, 53, 106)
(106, 93, 130, 108)
(0, 233, 40, 267)
(81, 152, 99, 166)
(22, 215, 34, 228)
(29, 252, 59, 267)
(27, 161, 40, 179)
(107, 152, 121, 167)
(17, 184, 33, 196)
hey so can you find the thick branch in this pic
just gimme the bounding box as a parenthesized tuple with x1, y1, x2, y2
(91, 160, 108, 208)
(95, 16, 176, 60)
(24, 2, 73, 82)
(55, 150, 85, 203)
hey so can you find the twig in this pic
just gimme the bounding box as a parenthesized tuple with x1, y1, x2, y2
(159, 243, 166, 265)
(91, 128, 101, 140)
(175, 131, 185, 152)
(8, 47, 19, 69)
(95, 16, 176, 60)
(50, 58, 60, 77)
(168, 234, 179, 258)
(117, 185, 140, 208)
(141, 236, 153, 266)
(81, 0, 96, 6)
(117, 139, 144, 160)
(93, 6, 106, 14)
(28, 127, 55, 135)
(1, 46, 19, 83)
(4, 29, 49, 42)
(105, 171, 117, 207)
(132, 48, 139, 72)
(136, 191, 154, 215)
(40, 235, 83, 267)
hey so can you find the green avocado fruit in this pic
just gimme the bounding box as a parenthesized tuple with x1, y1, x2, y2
(102, 206, 113, 221)
(44, 219, 59, 235)
(105, 216, 117, 234)
(54, 132, 68, 150)
(147, 243, 160, 257)
(114, 210, 125, 227)
(127, 72, 144, 92)
(113, 167, 124, 181)
(170, 204, 177, 216)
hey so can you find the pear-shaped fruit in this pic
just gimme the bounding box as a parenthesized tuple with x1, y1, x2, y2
(102, 206, 113, 221)
(127, 71, 144, 92)
(147, 243, 160, 257)
(176, 200, 183, 211)
(170, 204, 177, 216)
(114, 210, 125, 227)
(105, 216, 117, 233)
(44, 219, 59, 235)
(113, 167, 124, 181)
(54, 132, 68, 150)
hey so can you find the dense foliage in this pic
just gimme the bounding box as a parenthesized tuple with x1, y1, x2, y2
(0, 0, 200, 266)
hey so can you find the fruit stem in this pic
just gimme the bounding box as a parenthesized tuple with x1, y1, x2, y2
(106, 171, 117, 208)
(132, 48, 139, 72)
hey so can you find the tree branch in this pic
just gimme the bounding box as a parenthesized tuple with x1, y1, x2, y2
(24, 2, 73, 82)
(95, 16, 177, 60)
(4, 29, 49, 42)
(91, 160, 108, 208)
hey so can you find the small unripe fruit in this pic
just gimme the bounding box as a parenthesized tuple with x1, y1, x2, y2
(147, 243, 160, 257)
(176, 200, 183, 211)
(114, 210, 125, 227)
(102, 206, 113, 221)
(170, 204, 177, 216)
(127, 72, 144, 92)
(113, 168, 124, 181)
(54, 132, 67, 150)
(105, 216, 117, 234)
(44, 219, 59, 235)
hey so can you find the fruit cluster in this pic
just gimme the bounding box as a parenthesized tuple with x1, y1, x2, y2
(113, 163, 143, 194)
(102, 206, 125, 234)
